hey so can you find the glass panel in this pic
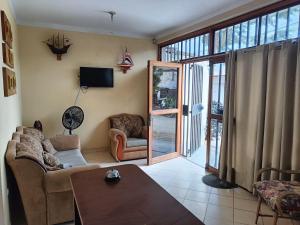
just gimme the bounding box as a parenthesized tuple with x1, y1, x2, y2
(248, 18, 257, 47)
(266, 12, 276, 43)
(204, 34, 209, 55)
(227, 26, 233, 51)
(191, 37, 196, 58)
(209, 119, 223, 169)
(260, 16, 267, 44)
(194, 36, 200, 57)
(240, 21, 248, 49)
(233, 24, 241, 50)
(289, 5, 300, 39)
(152, 114, 177, 158)
(199, 35, 203, 56)
(182, 40, 187, 60)
(161, 46, 168, 62)
(214, 30, 220, 54)
(152, 66, 178, 110)
(277, 9, 288, 41)
(220, 28, 227, 52)
(211, 63, 225, 115)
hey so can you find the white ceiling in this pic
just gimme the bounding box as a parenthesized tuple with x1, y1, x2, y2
(11, 0, 253, 38)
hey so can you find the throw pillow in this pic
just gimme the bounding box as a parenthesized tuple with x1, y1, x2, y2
(43, 152, 61, 170)
(42, 139, 57, 155)
(24, 128, 45, 142)
(16, 142, 44, 163)
(20, 134, 44, 157)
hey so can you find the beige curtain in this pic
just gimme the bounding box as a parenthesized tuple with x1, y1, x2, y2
(220, 40, 300, 191)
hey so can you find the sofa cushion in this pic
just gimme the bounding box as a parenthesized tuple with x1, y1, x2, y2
(20, 134, 44, 158)
(42, 139, 57, 155)
(16, 142, 44, 163)
(126, 138, 147, 148)
(43, 152, 61, 170)
(254, 180, 300, 213)
(23, 127, 44, 142)
(54, 149, 87, 167)
(110, 114, 145, 138)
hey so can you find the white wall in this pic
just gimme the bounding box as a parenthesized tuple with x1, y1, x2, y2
(0, 0, 22, 224)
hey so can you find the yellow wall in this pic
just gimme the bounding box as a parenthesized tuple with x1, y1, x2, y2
(19, 25, 156, 151)
(0, 0, 22, 224)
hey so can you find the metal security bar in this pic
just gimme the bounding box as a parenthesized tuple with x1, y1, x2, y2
(260, 5, 300, 44)
(159, 2, 300, 61)
(161, 33, 209, 62)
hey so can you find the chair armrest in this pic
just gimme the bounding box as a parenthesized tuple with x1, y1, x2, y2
(109, 128, 127, 146)
(50, 135, 80, 151)
(44, 164, 99, 193)
(142, 126, 148, 139)
(256, 168, 300, 182)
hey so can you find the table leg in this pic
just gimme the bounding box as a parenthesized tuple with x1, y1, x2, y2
(74, 199, 82, 225)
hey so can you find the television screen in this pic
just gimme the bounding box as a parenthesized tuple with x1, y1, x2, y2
(80, 67, 113, 87)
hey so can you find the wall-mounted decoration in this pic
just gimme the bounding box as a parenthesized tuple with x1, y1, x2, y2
(44, 33, 72, 60)
(1, 10, 12, 48)
(2, 67, 16, 97)
(117, 48, 134, 74)
(2, 43, 14, 68)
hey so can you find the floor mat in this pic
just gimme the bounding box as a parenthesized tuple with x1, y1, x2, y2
(202, 174, 237, 189)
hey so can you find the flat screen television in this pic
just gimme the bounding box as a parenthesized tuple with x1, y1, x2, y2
(80, 67, 114, 87)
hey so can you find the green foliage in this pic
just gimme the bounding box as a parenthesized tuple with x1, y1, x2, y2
(164, 96, 176, 109)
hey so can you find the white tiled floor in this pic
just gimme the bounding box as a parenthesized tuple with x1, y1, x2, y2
(68, 151, 298, 225)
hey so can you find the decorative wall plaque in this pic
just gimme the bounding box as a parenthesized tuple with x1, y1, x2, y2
(2, 67, 16, 97)
(2, 43, 14, 68)
(1, 10, 12, 48)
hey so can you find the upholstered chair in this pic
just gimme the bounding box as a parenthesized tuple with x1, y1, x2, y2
(253, 168, 300, 225)
(108, 113, 148, 161)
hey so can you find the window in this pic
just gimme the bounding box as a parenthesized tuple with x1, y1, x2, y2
(260, 5, 300, 44)
(161, 33, 209, 62)
(214, 18, 259, 53)
(160, 3, 300, 60)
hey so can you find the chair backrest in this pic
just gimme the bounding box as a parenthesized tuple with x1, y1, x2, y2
(109, 113, 145, 138)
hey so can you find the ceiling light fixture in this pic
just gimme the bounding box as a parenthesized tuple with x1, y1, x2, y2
(103, 10, 116, 22)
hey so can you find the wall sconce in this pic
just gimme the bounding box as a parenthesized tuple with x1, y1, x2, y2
(44, 33, 72, 60)
(118, 48, 134, 73)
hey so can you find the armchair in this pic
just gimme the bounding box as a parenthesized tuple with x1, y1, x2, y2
(253, 168, 300, 225)
(108, 113, 148, 161)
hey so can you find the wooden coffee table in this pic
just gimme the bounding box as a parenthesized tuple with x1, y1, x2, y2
(70, 164, 205, 225)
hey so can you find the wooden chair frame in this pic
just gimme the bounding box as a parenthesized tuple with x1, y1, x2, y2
(254, 168, 300, 225)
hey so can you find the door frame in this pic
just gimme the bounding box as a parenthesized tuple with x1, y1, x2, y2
(147, 60, 183, 165)
(205, 55, 225, 173)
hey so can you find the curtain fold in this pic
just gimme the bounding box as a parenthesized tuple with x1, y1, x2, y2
(220, 40, 300, 191)
(219, 51, 236, 183)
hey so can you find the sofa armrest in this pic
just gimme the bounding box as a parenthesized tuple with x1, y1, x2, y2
(142, 126, 148, 139)
(109, 129, 127, 161)
(44, 164, 100, 193)
(50, 135, 80, 151)
(109, 129, 127, 146)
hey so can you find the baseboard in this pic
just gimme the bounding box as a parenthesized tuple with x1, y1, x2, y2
(82, 146, 109, 153)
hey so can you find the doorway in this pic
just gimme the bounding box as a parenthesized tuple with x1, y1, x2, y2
(182, 61, 210, 168)
(147, 60, 183, 165)
(182, 58, 225, 171)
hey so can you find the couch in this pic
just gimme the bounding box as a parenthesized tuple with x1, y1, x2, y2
(6, 126, 100, 225)
(108, 113, 148, 161)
